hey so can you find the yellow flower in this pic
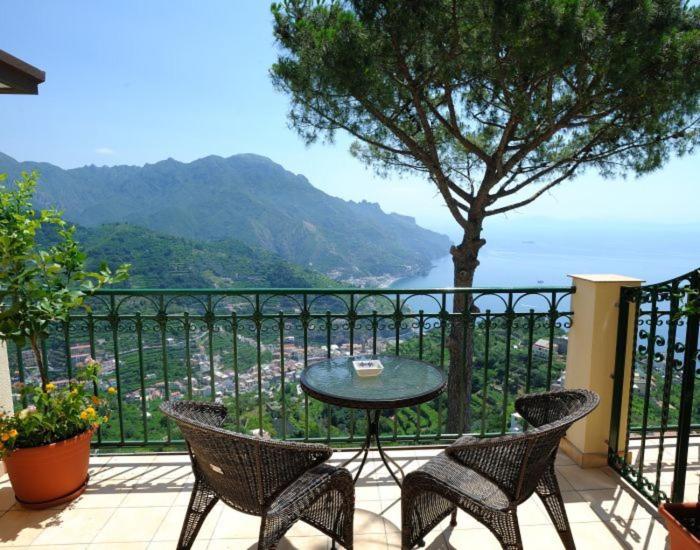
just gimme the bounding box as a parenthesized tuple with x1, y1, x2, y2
(107, 387, 117, 395)
(70, 389, 78, 396)
(91, 395, 101, 405)
(0, 433, 9, 442)
(45, 383, 56, 393)
(8, 429, 18, 438)
(80, 411, 89, 420)
(102, 416, 109, 423)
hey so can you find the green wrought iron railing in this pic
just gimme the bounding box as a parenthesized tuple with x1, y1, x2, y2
(609, 268, 700, 505)
(8, 286, 574, 450)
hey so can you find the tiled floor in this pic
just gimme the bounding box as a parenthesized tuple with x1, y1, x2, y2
(0, 449, 669, 549)
(627, 435, 700, 502)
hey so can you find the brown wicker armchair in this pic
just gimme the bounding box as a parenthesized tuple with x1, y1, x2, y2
(160, 401, 354, 549)
(401, 389, 599, 550)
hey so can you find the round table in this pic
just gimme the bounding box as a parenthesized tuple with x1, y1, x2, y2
(300, 355, 446, 486)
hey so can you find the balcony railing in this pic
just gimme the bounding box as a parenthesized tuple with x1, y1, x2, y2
(609, 268, 700, 504)
(8, 286, 574, 450)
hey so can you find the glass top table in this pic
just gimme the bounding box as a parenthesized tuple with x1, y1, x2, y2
(300, 355, 446, 485)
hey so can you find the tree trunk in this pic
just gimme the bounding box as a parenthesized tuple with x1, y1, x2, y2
(446, 220, 485, 434)
(29, 335, 48, 391)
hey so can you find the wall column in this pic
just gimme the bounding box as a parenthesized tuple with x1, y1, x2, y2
(0, 341, 12, 476)
(561, 274, 643, 468)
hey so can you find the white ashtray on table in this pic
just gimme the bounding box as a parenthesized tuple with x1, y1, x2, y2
(352, 359, 384, 377)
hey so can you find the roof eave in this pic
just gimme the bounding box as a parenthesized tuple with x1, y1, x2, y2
(0, 49, 45, 95)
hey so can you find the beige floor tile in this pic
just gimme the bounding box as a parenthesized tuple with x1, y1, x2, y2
(379, 500, 402, 534)
(553, 471, 575, 491)
(394, 517, 453, 548)
(153, 465, 194, 483)
(68, 480, 130, 509)
(206, 539, 259, 549)
(550, 491, 605, 524)
(557, 465, 620, 491)
(385, 529, 406, 549)
(88, 543, 149, 549)
(278, 536, 332, 549)
(609, 517, 669, 549)
(555, 451, 576, 467)
(175, 487, 195, 506)
(353, 532, 392, 549)
(0, 509, 61, 546)
(286, 517, 326, 537)
(515, 496, 550, 526)
(579, 486, 661, 525)
(213, 507, 262, 539)
(32, 507, 115, 545)
(449, 509, 485, 530)
(92, 506, 170, 543)
(354, 508, 388, 535)
(89, 454, 113, 464)
(377, 482, 401, 503)
(0, 486, 16, 513)
(121, 486, 183, 507)
(569, 520, 627, 548)
(412, 447, 442, 457)
(151, 453, 190, 465)
(152, 505, 221, 541)
(149, 539, 210, 549)
(354, 483, 381, 501)
(521, 523, 613, 549)
(107, 454, 157, 465)
(90, 455, 161, 483)
(444, 527, 503, 549)
(28, 545, 89, 550)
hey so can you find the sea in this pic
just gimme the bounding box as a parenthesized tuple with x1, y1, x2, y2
(390, 220, 699, 313)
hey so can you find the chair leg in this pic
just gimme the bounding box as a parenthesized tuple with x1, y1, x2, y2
(177, 477, 219, 550)
(499, 509, 523, 550)
(477, 508, 523, 550)
(536, 464, 576, 550)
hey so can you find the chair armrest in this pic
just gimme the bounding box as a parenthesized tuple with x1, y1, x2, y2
(446, 433, 531, 500)
(259, 439, 334, 504)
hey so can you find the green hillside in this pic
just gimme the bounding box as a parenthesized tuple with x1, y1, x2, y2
(0, 152, 451, 280)
(73, 223, 339, 289)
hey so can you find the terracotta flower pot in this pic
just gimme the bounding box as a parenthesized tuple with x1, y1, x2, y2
(4, 428, 94, 509)
(659, 502, 700, 550)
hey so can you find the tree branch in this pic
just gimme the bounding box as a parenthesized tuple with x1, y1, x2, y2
(485, 163, 580, 216)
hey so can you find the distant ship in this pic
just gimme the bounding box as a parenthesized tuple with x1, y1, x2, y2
(537, 280, 544, 284)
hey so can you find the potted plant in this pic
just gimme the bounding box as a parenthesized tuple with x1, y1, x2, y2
(0, 171, 128, 508)
(659, 502, 699, 550)
(0, 359, 114, 508)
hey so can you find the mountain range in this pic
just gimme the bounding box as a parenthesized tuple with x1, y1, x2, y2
(0, 152, 450, 281)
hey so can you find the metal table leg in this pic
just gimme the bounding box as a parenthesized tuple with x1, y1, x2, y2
(343, 410, 404, 486)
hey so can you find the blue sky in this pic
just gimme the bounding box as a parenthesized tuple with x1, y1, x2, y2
(1, 0, 698, 240)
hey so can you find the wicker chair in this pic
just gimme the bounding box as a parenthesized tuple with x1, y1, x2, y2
(401, 389, 599, 550)
(160, 401, 354, 550)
